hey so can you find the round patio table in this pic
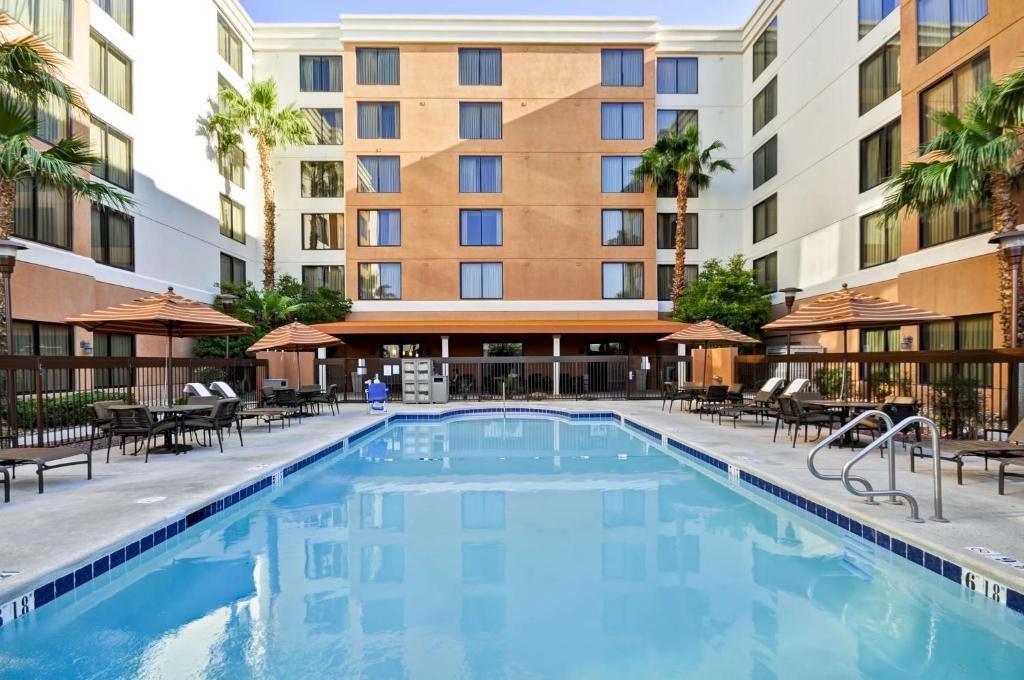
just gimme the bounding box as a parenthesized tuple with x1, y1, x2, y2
(112, 404, 213, 454)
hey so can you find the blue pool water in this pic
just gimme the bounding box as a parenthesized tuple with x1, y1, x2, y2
(2, 415, 1023, 678)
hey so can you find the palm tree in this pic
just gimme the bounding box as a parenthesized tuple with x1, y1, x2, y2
(882, 84, 1023, 345)
(633, 124, 735, 300)
(204, 79, 310, 290)
(0, 14, 82, 108)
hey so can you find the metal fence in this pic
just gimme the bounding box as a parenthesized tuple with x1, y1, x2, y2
(736, 349, 1024, 439)
(316, 355, 692, 402)
(0, 357, 268, 447)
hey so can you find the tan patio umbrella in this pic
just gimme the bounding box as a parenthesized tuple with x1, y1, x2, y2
(65, 287, 253, 405)
(762, 283, 950, 398)
(659, 319, 761, 387)
(247, 321, 342, 387)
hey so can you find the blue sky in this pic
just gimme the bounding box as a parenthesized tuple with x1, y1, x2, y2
(239, 0, 762, 26)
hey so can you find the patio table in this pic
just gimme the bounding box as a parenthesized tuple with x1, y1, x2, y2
(804, 399, 878, 446)
(112, 404, 213, 454)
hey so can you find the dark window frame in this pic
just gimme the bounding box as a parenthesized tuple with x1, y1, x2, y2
(919, 50, 990, 145)
(90, 31, 133, 112)
(753, 194, 778, 244)
(459, 262, 504, 300)
(217, 13, 243, 75)
(859, 209, 900, 269)
(299, 55, 343, 92)
(859, 35, 900, 115)
(752, 17, 778, 81)
(357, 209, 402, 247)
(91, 204, 135, 271)
(752, 252, 778, 293)
(358, 262, 402, 300)
(300, 160, 344, 198)
(13, 177, 72, 250)
(916, 0, 988, 62)
(219, 252, 246, 287)
(219, 193, 245, 244)
(601, 49, 644, 87)
(601, 261, 645, 300)
(356, 47, 400, 85)
(753, 135, 778, 189)
(656, 213, 698, 250)
(301, 213, 345, 251)
(753, 77, 777, 134)
(301, 265, 346, 294)
(90, 116, 134, 191)
(8, 0, 71, 54)
(859, 118, 900, 192)
(458, 48, 502, 86)
(93, 0, 133, 33)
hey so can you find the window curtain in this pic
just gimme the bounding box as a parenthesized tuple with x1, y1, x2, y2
(37, 184, 68, 248)
(922, 205, 954, 247)
(358, 103, 398, 139)
(38, 0, 70, 54)
(601, 50, 622, 86)
(685, 213, 698, 248)
(460, 157, 501, 192)
(602, 263, 623, 298)
(459, 49, 480, 85)
(106, 130, 131, 189)
(479, 103, 501, 138)
(657, 58, 697, 94)
(358, 48, 398, 85)
(479, 49, 501, 85)
(657, 213, 675, 249)
(621, 103, 643, 139)
(89, 35, 104, 92)
(36, 93, 66, 143)
(461, 210, 502, 245)
(107, 50, 131, 111)
(377, 48, 399, 84)
(861, 50, 884, 113)
(379, 264, 401, 299)
(623, 263, 643, 298)
(357, 156, 399, 192)
(300, 57, 316, 91)
(481, 263, 502, 298)
(461, 263, 482, 298)
(621, 50, 643, 86)
(601, 103, 622, 139)
(951, 0, 988, 37)
(108, 210, 133, 268)
(460, 103, 500, 139)
(602, 210, 624, 245)
(657, 265, 673, 301)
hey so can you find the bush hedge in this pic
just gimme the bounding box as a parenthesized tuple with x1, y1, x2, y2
(15, 390, 133, 429)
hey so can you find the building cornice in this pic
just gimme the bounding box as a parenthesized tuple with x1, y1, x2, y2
(252, 23, 342, 52)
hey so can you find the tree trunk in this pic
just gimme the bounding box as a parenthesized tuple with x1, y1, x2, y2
(0, 179, 16, 354)
(256, 134, 277, 290)
(990, 170, 1020, 347)
(672, 172, 690, 301)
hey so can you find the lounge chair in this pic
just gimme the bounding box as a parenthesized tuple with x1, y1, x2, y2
(781, 378, 809, 397)
(910, 418, 1024, 484)
(184, 399, 243, 452)
(366, 382, 388, 414)
(210, 381, 238, 399)
(717, 378, 785, 427)
(184, 382, 213, 397)
(998, 456, 1024, 495)
(0, 446, 92, 494)
(725, 383, 745, 404)
(107, 406, 180, 463)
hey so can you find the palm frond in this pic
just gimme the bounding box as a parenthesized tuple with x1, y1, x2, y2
(0, 30, 83, 109)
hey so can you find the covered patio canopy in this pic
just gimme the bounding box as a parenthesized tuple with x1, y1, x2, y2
(311, 318, 687, 336)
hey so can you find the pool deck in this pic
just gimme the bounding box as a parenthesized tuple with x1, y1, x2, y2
(1, 399, 1023, 612)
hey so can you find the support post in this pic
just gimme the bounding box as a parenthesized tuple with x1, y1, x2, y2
(677, 343, 687, 384)
(552, 334, 561, 396)
(441, 335, 450, 377)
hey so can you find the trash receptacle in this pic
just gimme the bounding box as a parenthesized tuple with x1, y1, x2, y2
(431, 375, 449, 403)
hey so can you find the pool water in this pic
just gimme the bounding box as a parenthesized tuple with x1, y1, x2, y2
(2, 415, 1023, 679)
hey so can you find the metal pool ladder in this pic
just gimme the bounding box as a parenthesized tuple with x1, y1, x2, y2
(807, 411, 947, 523)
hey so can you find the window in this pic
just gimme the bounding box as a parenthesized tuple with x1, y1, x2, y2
(90, 32, 132, 111)
(602, 209, 643, 246)
(299, 56, 342, 92)
(35, 93, 68, 144)
(301, 161, 343, 198)
(220, 253, 246, 286)
(920, 203, 990, 248)
(382, 344, 421, 358)
(753, 77, 777, 134)
(752, 17, 778, 81)
(90, 118, 132, 191)
(219, 194, 245, 243)
(657, 264, 698, 301)
(601, 156, 642, 193)
(460, 209, 502, 246)
(93, 0, 132, 33)
(656, 109, 697, 137)
(861, 327, 900, 352)
(917, 0, 988, 61)
(602, 262, 644, 299)
(217, 14, 242, 75)
(601, 49, 644, 87)
(14, 178, 70, 248)
(459, 156, 502, 193)
(357, 156, 400, 193)
(459, 48, 501, 86)
(921, 314, 992, 385)
(860, 210, 900, 268)
(302, 265, 345, 293)
(218, 145, 245, 188)
(460, 263, 503, 299)
(358, 210, 401, 246)
(13, 321, 72, 391)
(91, 204, 133, 270)
(356, 48, 399, 85)
(460, 103, 502, 140)
(656, 57, 698, 94)
(303, 109, 343, 145)
(601, 103, 644, 140)
(656, 213, 698, 250)
(753, 252, 778, 293)
(359, 263, 401, 300)
(860, 36, 900, 115)
(859, 0, 897, 38)
(753, 194, 778, 243)
(357, 102, 399, 139)
(302, 214, 344, 250)
(4, 0, 70, 54)
(93, 332, 134, 389)
(753, 136, 777, 189)
(920, 53, 989, 144)
(860, 119, 900, 192)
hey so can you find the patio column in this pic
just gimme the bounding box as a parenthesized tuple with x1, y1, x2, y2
(677, 343, 687, 383)
(552, 334, 561, 396)
(317, 347, 327, 387)
(441, 335, 449, 377)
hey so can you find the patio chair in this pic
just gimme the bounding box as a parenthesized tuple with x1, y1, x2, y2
(308, 383, 339, 415)
(665, 382, 702, 413)
(853, 397, 921, 448)
(274, 389, 304, 420)
(725, 383, 745, 404)
(0, 446, 92, 494)
(695, 385, 730, 419)
(717, 378, 784, 427)
(998, 456, 1024, 495)
(909, 418, 1024, 485)
(773, 397, 841, 448)
(210, 381, 238, 399)
(1, 465, 8, 503)
(107, 406, 180, 463)
(366, 382, 388, 414)
(183, 398, 243, 453)
(262, 386, 279, 406)
(88, 399, 125, 454)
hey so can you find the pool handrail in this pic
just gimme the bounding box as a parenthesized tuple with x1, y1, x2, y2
(807, 409, 891, 502)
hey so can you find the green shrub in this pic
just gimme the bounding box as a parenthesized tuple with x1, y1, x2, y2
(15, 390, 132, 429)
(929, 375, 981, 438)
(813, 367, 851, 398)
(194, 366, 227, 386)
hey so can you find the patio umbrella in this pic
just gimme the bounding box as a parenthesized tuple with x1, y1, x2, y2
(762, 283, 950, 398)
(658, 319, 761, 387)
(65, 287, 253, 405)
(246, 321, 342, 387)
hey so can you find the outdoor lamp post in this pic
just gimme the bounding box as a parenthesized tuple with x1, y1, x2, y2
(0, 240, 27, 356)
(990, 227, 1024, 348)
(779, 286, 802, 380)
(216, 293, 239, 358)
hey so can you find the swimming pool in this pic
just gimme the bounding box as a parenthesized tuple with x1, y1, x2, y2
(2, 413, 1023, 678)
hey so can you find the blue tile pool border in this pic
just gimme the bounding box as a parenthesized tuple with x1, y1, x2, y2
(4, 406, 1022, 625)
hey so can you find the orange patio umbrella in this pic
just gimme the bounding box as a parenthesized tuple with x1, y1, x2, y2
(65, 287, 253, 405)
(247, 321, 342, 387)
(762, 283, 950, 398)
(659, 319, 761, 387)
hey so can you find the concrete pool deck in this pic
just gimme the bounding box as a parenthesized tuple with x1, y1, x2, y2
(1, 400, 1022, 610)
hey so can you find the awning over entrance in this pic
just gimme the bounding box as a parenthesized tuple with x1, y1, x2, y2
(311, 319, 688, 336)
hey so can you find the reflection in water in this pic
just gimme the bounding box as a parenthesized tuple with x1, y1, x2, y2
(1, 417, 1023, 679)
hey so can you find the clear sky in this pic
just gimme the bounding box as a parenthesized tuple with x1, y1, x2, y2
(238, 0, 763, 26)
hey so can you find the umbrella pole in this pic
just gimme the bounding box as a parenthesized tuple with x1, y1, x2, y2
(166, 327, 174, 407)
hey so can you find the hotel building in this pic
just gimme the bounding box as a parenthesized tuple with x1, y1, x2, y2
(1, 0, 1021, 364)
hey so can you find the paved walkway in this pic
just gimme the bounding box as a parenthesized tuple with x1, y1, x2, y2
(1, 399, 1022, 606)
